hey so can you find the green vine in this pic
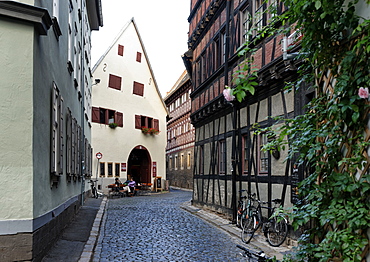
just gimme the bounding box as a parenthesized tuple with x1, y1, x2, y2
(232, 0, 370, 261)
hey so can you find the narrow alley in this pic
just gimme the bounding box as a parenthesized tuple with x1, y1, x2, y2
(94, 189, 245, 262)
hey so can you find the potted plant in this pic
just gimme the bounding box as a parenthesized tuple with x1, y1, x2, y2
(109, 122, 118, 129)
(149, 128, 160, 135)
(141, 126, 150, 134)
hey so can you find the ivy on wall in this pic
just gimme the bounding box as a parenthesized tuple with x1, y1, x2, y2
(230, 0, 370, 261)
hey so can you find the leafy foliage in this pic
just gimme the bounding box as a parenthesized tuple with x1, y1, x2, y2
(233, 0, 370, 261)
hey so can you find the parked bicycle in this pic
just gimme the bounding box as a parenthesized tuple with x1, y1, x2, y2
(89, 179, 99, 199)
(236, 190, 256, 228)
(236, 245, 277, 262)
(241, 198, 288, 247)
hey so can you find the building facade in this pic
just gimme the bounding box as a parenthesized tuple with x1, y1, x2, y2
(91, 18, 167, 193)
(0, 1, 102, 261)
(183, 0, 305, 221)
(165, 71, 195, 189)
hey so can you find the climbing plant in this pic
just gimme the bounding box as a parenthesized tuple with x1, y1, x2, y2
(230, 0, 370, 261)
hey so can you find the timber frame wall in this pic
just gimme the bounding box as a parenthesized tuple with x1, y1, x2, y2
(185, 0, 310, 221)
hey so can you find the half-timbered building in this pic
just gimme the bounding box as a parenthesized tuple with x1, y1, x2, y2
(184, 0, 309, 222)
(165, 71, 195, 189)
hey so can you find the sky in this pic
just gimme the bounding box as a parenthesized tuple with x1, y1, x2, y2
(91, 0, 190, 97)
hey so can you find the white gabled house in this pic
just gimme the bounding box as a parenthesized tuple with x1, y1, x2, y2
(91, 18, 167, 193)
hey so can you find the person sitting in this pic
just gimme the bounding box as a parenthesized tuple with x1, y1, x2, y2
(114, 178, 121, 192)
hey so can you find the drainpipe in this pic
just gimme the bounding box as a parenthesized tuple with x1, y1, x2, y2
(80, 0, 86, 206)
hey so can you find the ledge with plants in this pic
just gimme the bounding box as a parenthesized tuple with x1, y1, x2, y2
(141, 126, 160, 135)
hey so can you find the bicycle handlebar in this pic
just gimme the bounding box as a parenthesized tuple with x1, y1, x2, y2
(236, 245, 275, 261)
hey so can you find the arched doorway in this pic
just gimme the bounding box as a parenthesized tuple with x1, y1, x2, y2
(127, 145, 151, 184)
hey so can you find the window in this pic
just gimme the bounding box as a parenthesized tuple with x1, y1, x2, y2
(214, 37, 221, 69)
(221, 30, 226, 64)
(175, 155, 178, 170)
(118, 44, 124, 56)
(135, 115, 159, 130)
(259, 133, 269, 174)
(51, 83, 64, 176)
(108, 74, 122, 90)
(201, 53, 206, 83)
(180, 154, 184, 170)
(218, 140, 226, 174)
(136, 52, 142, 62)
(91, 107, 123, 127)
(100, 162, 105, 177)
(195, 59, 201, 87)
(267, 0, 278, 21)
(242, 135, 249, 174)
(187, 152, 191, 169)
(115, 163, 120, 177)
(133, 81, 144, 96)
(107, 163, 113, 177)
(169, 156, 172, 170)
(241, 7, 252, 43)
(254, 0, 264, 35)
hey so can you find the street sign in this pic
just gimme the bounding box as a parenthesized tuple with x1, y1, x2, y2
(96, 152, 103, 159)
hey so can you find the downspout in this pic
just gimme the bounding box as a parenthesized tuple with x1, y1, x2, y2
(80, 0, 86, 205)
(224, 0, 237, 223)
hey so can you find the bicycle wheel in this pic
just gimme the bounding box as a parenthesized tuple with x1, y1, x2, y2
(241, 214, 257, 243)
(266, 215, 288, 247)
(240, 208, 252, 229)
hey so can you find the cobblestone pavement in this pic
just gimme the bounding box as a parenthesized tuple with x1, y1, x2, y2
(93, 189, 249, 262)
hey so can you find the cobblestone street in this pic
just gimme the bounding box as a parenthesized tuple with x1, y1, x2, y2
(93, 189, 247, 262)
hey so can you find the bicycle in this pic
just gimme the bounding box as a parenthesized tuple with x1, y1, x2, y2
(241, 198, 288, 247)
(236, 245, 277, 262)
(236, 190, 256, 228)
(89, 179, 99, 199)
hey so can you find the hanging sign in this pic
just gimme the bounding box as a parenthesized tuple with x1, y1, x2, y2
(121, 163, 126, 172)
(153, 162, 157, 177)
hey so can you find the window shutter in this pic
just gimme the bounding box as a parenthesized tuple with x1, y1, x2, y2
(105, 109, 109, 125)
(59, 97, 64, 175)
(115, 112, 123, 127)
(66, 109, 72, 175)
(136, 52, 142, 62)
(133, 81, 144, 96)
(51, 84, 57, 175)
(135, 115, 142, 129)
(92, 107, 100, 123)
(118, 44, 124, 56)
(154, 119, 159, 131)
(108, 74, 122, 90)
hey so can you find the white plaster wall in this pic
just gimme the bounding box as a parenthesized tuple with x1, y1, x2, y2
(0, 20, 34, 220)
(92, 21, 167, 192)
(17, 0, 34, 4)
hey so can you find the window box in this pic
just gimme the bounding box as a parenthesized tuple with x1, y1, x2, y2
(109, 123, 118, 129)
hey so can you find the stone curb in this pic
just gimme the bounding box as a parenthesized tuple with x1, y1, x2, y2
(78, 196, 108, 262)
